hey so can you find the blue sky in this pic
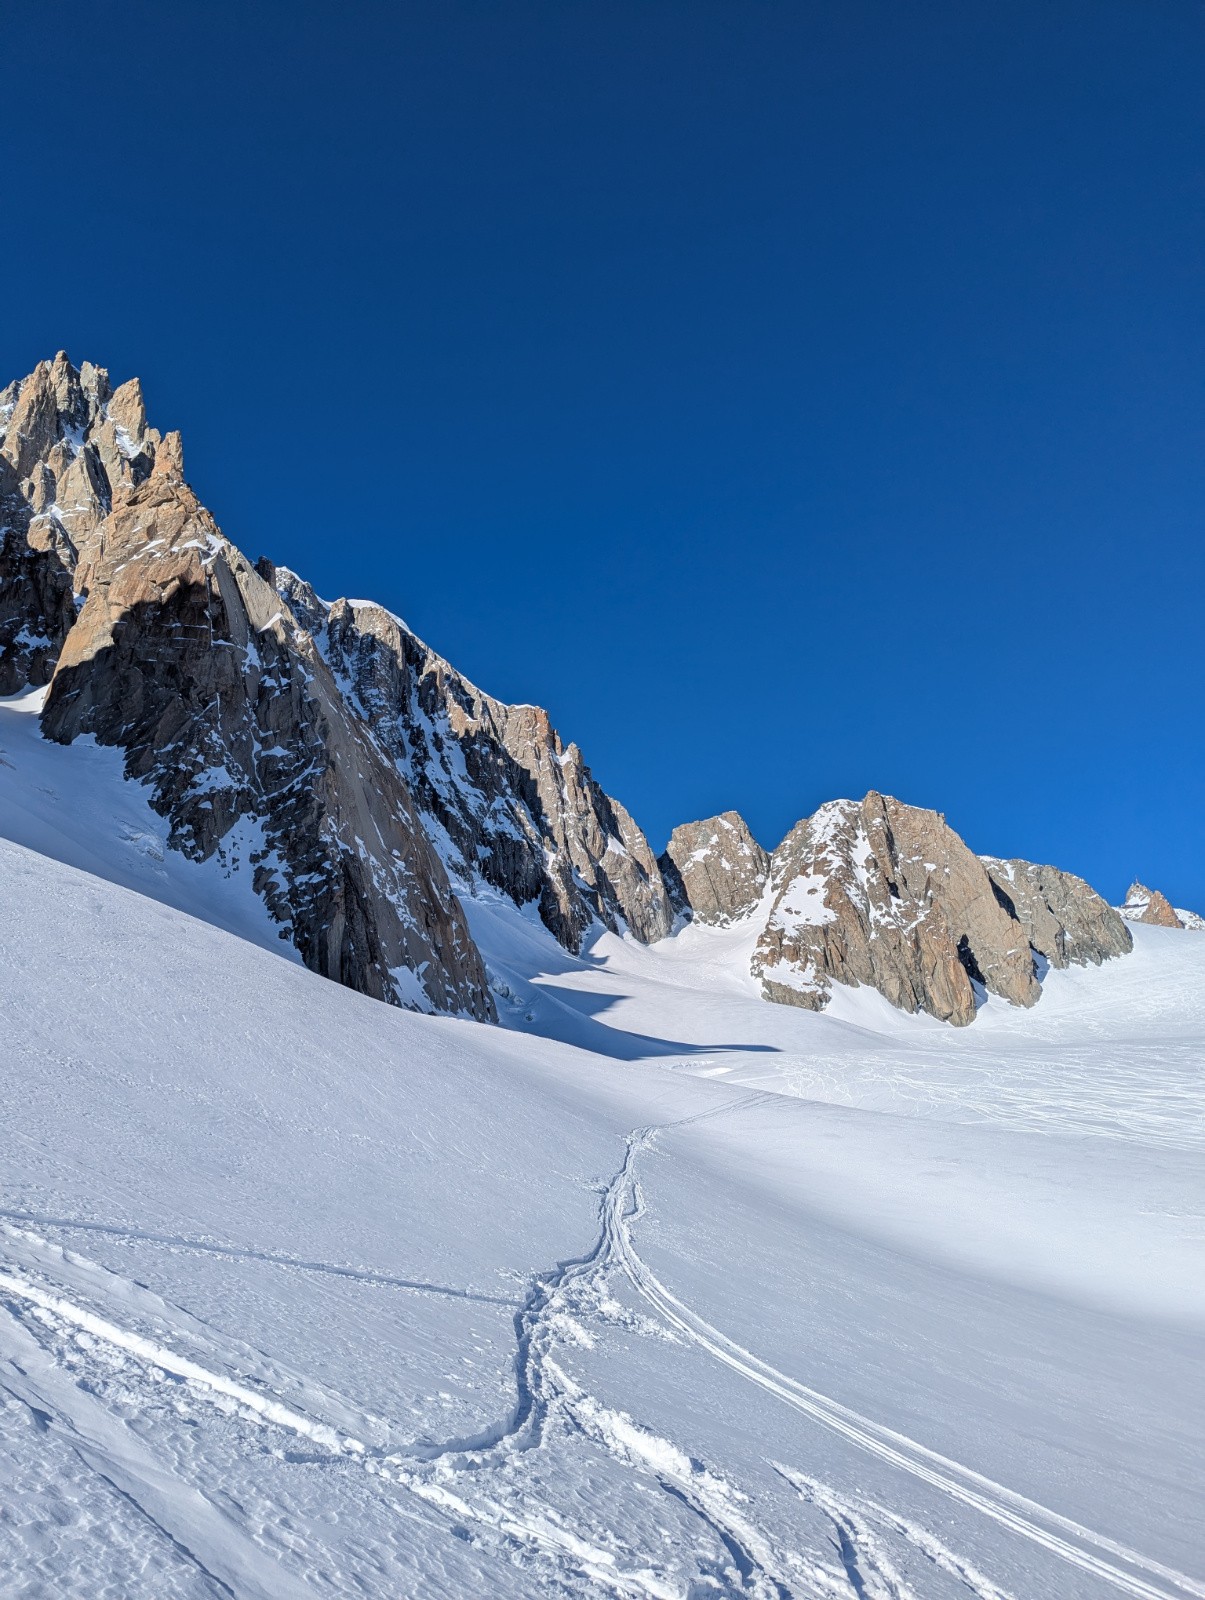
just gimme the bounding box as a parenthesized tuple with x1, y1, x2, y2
(3, 1, 1202, 905)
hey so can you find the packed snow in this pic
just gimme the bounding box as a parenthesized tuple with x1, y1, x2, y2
(0, 709, 1203, 1596)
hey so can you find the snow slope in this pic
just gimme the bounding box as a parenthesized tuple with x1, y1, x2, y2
(472, 889, 1205, 1152)
(2, 829, 1203, 1598)
(0, 688, 292, 959)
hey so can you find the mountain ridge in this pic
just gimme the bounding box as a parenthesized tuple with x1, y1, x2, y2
(0, 354, 1150, 1025)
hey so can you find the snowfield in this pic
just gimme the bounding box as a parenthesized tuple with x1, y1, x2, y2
(1, 696, 1204, 1596)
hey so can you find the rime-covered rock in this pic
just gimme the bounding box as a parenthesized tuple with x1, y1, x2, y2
(659, 812, 769, 925)
(752, 793, 1041, 1025)
(983, 858, 1132, 966)
(270, 571, 673, 953)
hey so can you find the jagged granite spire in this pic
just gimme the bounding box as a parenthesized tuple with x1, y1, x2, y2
(0, 353, 171, 693)
(1, 355, 493, 1020)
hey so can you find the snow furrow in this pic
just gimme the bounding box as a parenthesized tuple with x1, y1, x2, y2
(552, 1359, 800, 1600)
(0, 1218, 402, 1447)
(4, 1102, 1195, 1600)
(0, 1137, 792, 1598)
(0, 1303, 314, 1600)
(0, 1207, 518, 1306)
(0, 1252, 674, 1597)
(393, 1101, 807, 1597)
(0, 1266, 367, 1456)
(776, 1469, 1017, 1600)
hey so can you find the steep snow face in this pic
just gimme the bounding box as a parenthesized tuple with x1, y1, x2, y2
(0, 687, 295, 955)
(1, 837, 1203, 1597)
(272, 566, 673, 954)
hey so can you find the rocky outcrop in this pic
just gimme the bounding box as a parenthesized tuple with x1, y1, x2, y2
(1121, 882, 1186, 929)
(752, 793, 1041, 1025)
(2, 355, 492, 1019)
(0, 352, 670, 1006)
(983, 858, 1132, 966)
(43, 473, 491, 1018)
(659, 812, 769, 925)
(270, 570, 673, 954)
(0, 353, 167, 694)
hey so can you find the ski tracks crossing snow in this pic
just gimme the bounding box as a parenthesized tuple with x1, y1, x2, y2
(612, 1113, 1205, 1600)
(0, 1090, 1200, 1600)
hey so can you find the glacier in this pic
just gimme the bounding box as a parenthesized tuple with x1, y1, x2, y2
(0, 815, 1201, 1596)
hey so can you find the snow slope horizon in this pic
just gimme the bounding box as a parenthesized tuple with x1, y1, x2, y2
(1, 832, 1203, 1596)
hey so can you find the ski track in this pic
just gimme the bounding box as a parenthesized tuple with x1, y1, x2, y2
(1, 1092, 1199, 1600)
(0, 1307, 314, 1600)
(613, 1123, 1205, 1600)
(776, 1470, 1017, 1600)
(0, 1207, 518, 1306)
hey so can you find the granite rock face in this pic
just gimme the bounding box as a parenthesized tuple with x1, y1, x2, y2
(659, 812, 769, 925)
(271, 570, 673, 954)
(0, 354, 167, 694)
(2, 354, 1142, 1027)
(751, 793, 1041, 1025)
(983, 858, 1133, 966)
(1121, 882, 1186, 929)
(3, 356, 492, 1019)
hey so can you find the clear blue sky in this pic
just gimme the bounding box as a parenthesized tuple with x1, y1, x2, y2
(4, 1, 1202, 906)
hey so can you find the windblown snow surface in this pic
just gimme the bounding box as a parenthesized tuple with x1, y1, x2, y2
(1, 698, 1203, 1598)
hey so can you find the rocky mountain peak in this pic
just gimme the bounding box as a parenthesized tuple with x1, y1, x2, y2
(106, 375, 148, 443)
(269, 565, 674, 955)
(742, 794, 1135, 1023)
(981, 857, 1132, 967)
(1122, 882, 1185, 929)
(752, 792, 1042, 1025)
(152, 429, 185, 482)
(659, 811, 769, 925)
(3, 358, 493, 1020)
(0, 354, 174, 695)
(0, 354, 1141, 1030)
